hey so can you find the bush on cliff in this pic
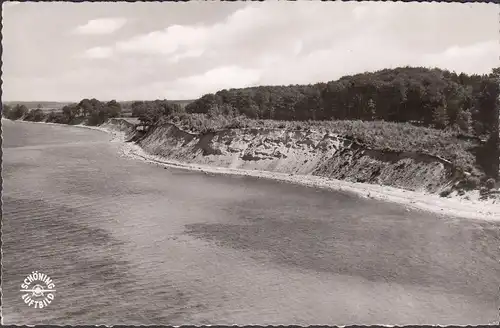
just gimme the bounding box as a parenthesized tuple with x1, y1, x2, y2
(485, 178, 496, 190)
(165, 104, 253, 133)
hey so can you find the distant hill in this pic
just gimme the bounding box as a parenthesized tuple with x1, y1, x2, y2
(3, 99, 195, 114)
(3, 101, 73, 110)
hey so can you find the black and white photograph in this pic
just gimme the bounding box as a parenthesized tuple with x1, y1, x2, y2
(1, 0, 499, 326)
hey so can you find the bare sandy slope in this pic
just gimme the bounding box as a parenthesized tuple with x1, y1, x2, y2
(11, 119, 500, 222)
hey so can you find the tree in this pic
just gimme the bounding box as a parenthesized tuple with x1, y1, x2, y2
(46, 110, 60, 123)
(367, 98, 376, 120)
(105, 100, 122, 118)
(25, 108, 46, 122)
(131, 101, 145, 117)
(87, 101, 107, 125)
(469, 74, 500, 180)
(472, 77, 499, 136)
(62, 104, 81, 123)
(491, 67, 500, 79)
(8, 104, 29, 120)
(186, 94, 219, 114)
(136, 100, 181, 126)
(2, 104, 12, 118)
(456, 109, 471, 133)
(432, 105, 449, 129)
(78, 99, 93, 117)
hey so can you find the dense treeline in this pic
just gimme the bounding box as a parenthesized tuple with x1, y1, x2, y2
(130, 100, 182, 126)
(186, 66, 499, 138)
(2, 98, 122, 125)
(1, 98, 184, 128)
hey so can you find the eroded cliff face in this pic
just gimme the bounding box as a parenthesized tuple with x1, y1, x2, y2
(105, 120, 460, 194)
(102, 118, 137, 139)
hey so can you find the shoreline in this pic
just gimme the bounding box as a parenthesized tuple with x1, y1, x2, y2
(8, 119, 500, 222)
(123, 144, 500, 222)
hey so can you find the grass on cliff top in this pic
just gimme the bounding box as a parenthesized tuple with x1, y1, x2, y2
(164, 113, 478, 172)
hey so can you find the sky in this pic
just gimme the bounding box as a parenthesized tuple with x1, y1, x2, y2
(2, 1, 499, 102)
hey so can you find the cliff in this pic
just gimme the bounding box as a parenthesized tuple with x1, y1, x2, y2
(109, 119, 462, 194)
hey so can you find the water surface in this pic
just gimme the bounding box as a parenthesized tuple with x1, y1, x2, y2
(2, 120, 499, 325)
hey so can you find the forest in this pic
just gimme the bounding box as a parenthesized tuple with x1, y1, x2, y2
(185, 67, 499, 139)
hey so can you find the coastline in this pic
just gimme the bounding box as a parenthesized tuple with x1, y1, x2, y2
(8, 119, 500, 222)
